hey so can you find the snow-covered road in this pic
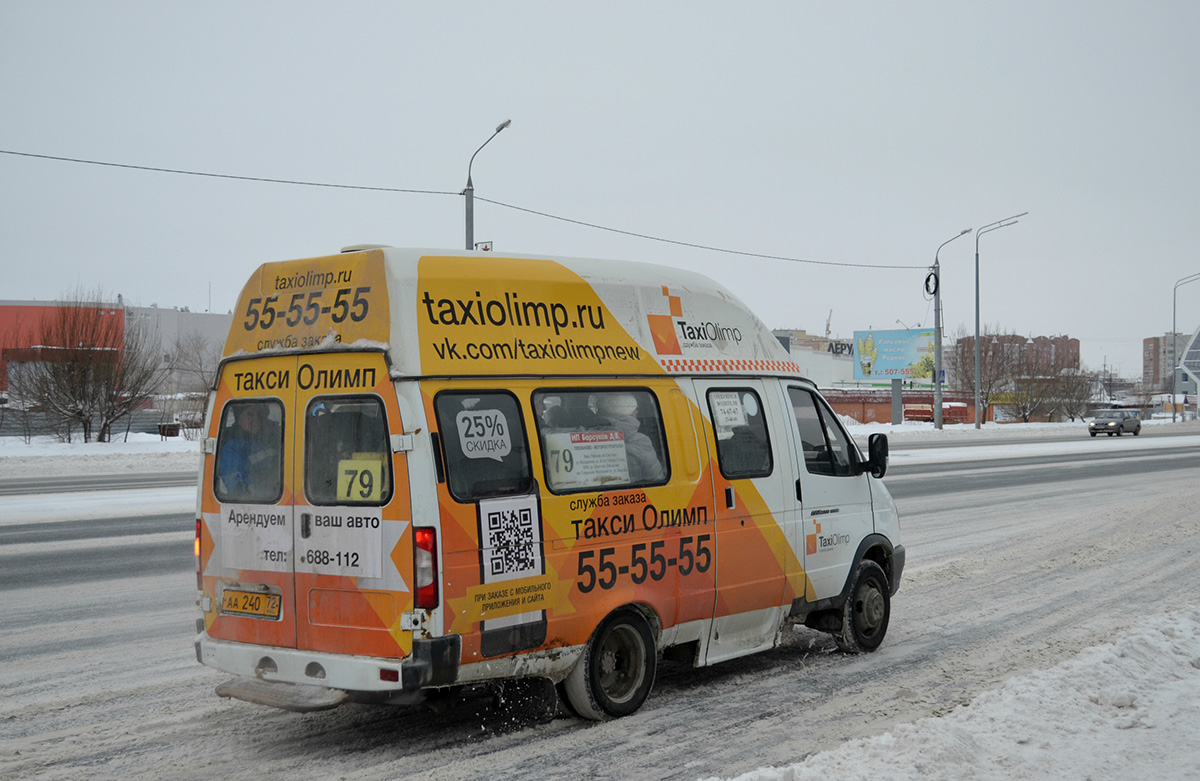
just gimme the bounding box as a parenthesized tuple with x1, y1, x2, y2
(2, 424, 1199, 779)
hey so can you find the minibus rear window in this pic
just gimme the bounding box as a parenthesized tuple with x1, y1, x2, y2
(434, 391, 532, 502)
(533, 389, 669, 493)
(214, 400, 285, 504)
(304, 396, 393, 505)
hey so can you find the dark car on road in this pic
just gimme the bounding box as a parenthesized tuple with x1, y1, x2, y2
(1088, 409, 1141, 437)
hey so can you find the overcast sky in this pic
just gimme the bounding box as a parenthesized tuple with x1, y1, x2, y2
(3, 2, 1199, 377)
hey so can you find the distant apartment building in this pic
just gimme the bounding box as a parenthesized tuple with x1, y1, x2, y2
(1143, 333, 1190, 390)
(1025, 334, 1081, 370)
(950, 333, 1080, 374)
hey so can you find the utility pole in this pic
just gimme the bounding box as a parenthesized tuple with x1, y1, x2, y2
(932, 228, 972, 429)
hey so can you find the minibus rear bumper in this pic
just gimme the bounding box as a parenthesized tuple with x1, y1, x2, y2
(195, 631, 461, 708)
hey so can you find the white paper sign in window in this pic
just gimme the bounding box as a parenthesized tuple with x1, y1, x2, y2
(456, 409, 511, 462)
(708, 391, 747, 434)
(543, 429, 631, 490)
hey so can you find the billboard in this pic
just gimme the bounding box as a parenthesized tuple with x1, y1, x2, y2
(853, 329, 936, 381)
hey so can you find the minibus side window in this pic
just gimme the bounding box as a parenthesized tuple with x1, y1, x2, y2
(434, 391, 532, 502)
(788, 387, 856, 477)
(214, 400, 284, 504)
(706, 389, 772, 479)
(304, 396, 393, 505)
(533, 388, 669, 493)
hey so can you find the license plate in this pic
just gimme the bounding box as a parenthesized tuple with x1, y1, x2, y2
(220, 589, 282, 619)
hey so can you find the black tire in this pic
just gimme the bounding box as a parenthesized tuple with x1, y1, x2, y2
(1090, 431, 1097, 437)
(834, 560, 891, 653)
(1133, 428, 1140, 436)
(1116, 429, 1123, 436)
(555, 680, 582, 718)
(563, 608, 656, 720)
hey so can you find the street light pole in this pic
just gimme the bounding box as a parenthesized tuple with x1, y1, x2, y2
(933, 228, 972, 429)
(1172, 272, 1200, 422)
(973, 212, 1027, 429)
(464, 119, 512, 251)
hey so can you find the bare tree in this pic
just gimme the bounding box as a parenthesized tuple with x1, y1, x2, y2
(168, 331, 221, 394)
(1055, 368, 1098, 421)
(166, 331, 222, 435)
(15, 289, 162, 442)
(96, 311, 163, 442)
(999, 339, 1076, 423)
(1003, 376, 1052, 423)
(1128, 382, 1157, 416)
(947, 325, 1018, 420)
(5, 361, 42, 442)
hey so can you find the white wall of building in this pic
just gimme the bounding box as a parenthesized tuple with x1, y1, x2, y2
(785, 345, 854, 387)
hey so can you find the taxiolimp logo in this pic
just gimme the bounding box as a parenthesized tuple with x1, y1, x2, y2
(645, 286, 742, 356)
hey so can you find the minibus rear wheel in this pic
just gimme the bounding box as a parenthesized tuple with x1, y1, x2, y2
(563, 607, 657, 720)
(834, 559, 891, 653)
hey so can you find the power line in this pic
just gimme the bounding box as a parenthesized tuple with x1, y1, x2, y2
(478, 196, 922, 270)
(0, 149, 456, 196)
(1, 148, 926, 270)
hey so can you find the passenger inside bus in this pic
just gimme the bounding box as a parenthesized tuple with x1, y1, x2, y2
(596, 393, 665, 483)
(543, 393, 607, 429)
(216, 402, 282, 503)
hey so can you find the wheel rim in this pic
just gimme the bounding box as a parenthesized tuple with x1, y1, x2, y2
(855, 579, 887, 638)
(596, 624, 646, 705)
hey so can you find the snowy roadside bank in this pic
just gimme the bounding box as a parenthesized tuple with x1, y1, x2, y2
(0, 434, 201, 522)
(0, 433, 201, 477)
(720, 607, 1200, 781)
(848, 416, 1200, 442)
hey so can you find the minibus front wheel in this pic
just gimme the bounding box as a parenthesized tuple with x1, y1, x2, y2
(563, 607, 657, 720)
(834, 559, 891, 653)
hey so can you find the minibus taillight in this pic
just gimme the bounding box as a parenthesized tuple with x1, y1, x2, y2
(195, 518, 203, 590)
(414, 527, 439, 609)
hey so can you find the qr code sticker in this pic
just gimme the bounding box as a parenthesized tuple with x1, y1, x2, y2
(484, 506, 537, 577)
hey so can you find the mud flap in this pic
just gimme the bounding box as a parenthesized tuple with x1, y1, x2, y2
(215, 677, 350, 713)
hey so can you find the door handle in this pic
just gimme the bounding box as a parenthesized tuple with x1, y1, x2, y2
(795, 479, 803, 502)
(301, 512, 312, 539)
(725, 486, 735, 509)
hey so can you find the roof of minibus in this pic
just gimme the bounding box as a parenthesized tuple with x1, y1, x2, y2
(223, 246, 808, 380)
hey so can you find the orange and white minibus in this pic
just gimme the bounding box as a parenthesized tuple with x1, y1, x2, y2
(194, 246, 903, 719)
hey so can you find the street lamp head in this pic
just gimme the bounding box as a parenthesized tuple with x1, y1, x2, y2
(977, 211, 1028, 243)
(467, 118, 513, 188)
(935, 228, 973, 262)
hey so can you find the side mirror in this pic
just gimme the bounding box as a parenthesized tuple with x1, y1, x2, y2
(867, 433, 888, 479)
